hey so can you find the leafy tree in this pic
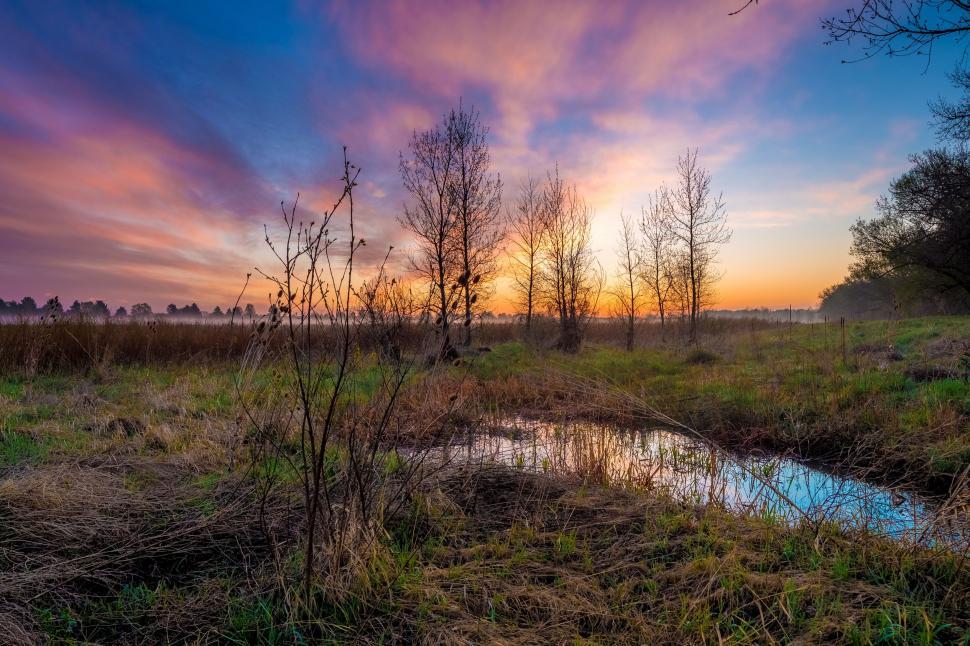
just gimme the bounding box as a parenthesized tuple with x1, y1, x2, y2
(0, 297, 42, 317)
(131, 303, 153, 318)
(850, 148, 970, 296)
(67, 300, 110, 318)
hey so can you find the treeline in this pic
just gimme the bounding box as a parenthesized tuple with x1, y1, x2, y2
(707, 308, 823, 323)
(820, 147, 970, 319)
(0, 296, 263, 321)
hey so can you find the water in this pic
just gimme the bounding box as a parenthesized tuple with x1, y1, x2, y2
(429, 417, 966, 545)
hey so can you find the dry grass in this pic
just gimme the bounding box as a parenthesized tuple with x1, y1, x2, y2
(0, 458, 290, 643)
(0, 315, 779, 376)
(381, 465, 969, 644)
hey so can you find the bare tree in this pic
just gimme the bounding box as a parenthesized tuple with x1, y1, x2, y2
(816, 2, 970, 142)
(668, 149, 731, 344)
(540, 167, 600, 353)
(822, 1, 970, 63)
(237, 151, 463, 626)
(507, 176, 546, 333)
(240, 150, 413, 610)
(611, 214, 642, 351)
(449, 103, 503, 347)
(356, 249, 422, 364)
(666, 249, 692, 323)
(639, 188, 676, 333)
(399, 113, 460, 360)
(931, 66, 970, 141)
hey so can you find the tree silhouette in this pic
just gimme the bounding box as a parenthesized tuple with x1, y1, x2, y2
(449, 102, 503, 347)
(507, 177, 546, 334)
(539, 167, 600, 353)
(399, 107, 461, 359)
(668, 149, 731, 344)
(850, 148, 970, 296)
(131, 303, 153, 318)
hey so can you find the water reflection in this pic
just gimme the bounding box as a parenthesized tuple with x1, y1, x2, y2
(431, 417, 965, 545)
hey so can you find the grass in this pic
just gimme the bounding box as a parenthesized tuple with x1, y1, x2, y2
(379, 466, 969, 643)
(0, 429, 48, 467)
(458, 316, 970, 492)
(0, 316, 967, 642)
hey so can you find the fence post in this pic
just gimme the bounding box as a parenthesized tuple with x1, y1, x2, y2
(840, 317, 846, 364)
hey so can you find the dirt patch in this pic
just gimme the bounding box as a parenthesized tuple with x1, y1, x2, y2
(437, 465, 568, 530)
(684, 348, 720, 365)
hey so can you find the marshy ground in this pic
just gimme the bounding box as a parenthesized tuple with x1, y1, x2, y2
(0, 317, 968, 644)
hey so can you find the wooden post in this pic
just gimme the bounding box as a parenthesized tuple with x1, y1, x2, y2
(840, 317, 846, 364)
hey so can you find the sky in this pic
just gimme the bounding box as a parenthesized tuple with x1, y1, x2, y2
(0, 0, 964, 312)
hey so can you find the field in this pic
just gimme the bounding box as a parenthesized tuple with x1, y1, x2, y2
(0, 316, 968, 644)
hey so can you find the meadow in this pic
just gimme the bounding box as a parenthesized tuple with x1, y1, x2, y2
(0, 316, 968, 644)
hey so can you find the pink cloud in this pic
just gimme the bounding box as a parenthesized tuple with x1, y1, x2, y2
(327, 1, 825, 144)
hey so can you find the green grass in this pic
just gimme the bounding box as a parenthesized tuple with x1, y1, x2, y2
(0, 429, 48, 466)
(461, 316, 970, 489)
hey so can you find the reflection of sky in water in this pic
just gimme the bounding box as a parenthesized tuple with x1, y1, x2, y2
(431, 418, 965, 545)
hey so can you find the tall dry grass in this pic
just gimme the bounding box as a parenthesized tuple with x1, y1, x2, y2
(0, 314, 781, 376)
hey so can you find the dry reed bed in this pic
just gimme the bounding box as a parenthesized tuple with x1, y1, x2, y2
(0, 317, 774, 375)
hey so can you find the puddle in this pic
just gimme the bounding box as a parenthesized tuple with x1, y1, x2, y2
(427, 417, 966, 545)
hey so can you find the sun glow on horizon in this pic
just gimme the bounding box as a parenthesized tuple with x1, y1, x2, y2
(0, 1, 955, 313)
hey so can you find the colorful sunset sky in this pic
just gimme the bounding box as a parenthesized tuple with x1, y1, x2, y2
(0, 1, 962, 312)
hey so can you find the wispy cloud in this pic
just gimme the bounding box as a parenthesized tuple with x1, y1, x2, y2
(0, 0, 941, 310)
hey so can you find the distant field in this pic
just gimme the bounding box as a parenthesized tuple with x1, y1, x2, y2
(0, 316, 967, 643)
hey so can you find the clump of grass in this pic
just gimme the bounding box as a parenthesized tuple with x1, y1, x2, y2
(0, 430, 47, 467)
(684, 347, 720, 365)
